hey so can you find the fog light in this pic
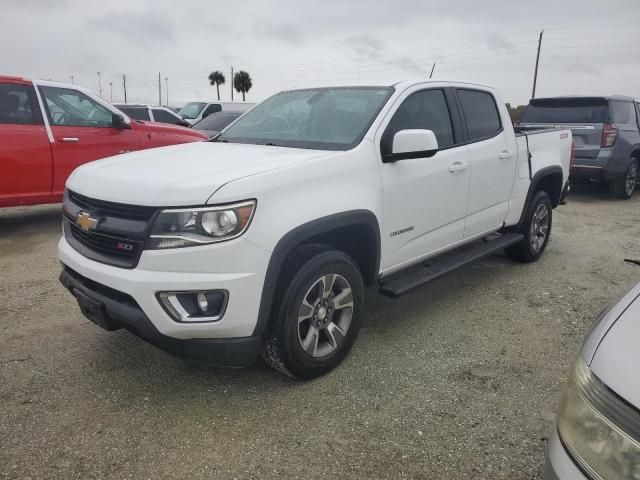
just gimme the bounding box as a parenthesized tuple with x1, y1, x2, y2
(196, 292, 208, 312)
(157, 290, 228, 322)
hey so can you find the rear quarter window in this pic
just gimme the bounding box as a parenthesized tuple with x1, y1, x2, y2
(457, 89, 501, 141)
(609, 101, 636, 124)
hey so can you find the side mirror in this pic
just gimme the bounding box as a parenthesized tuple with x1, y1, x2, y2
(178, 119, 191, 127)
(112, 113, 132, 129)
(384, 129, 438, 162)
(202, 112, 209, 119)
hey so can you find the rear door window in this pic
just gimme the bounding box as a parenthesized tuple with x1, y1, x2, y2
(520, 99, 607, 124)
(119, 106, 150, 121)
(609, 101, 635, 125)
(0, 83, 37, 124)
(457, 89, 502, 141)
(152, 108, 180, 124)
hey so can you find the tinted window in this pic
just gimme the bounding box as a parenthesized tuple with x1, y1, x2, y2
(203, 104, 222, 116)
(382, 89, 454, 153)
(193, 112, 240, 131)
(218, 87, 392, 150)
(458, 89, 501, 141)
(152, 108, 180, 124)
(40, 86, 113, 127)
(118, 106, 150, 121)
(0, 83, 36, 124)
(609, 101, 635, 124)
(520, 98, 607, 124)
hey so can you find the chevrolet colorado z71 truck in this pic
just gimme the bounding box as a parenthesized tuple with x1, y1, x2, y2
(0, 76, 206, 207)
(58, 81, 572, 379)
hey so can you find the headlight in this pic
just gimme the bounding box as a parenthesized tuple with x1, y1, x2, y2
(147, 200, 255, 249)
(557, 356, 640, 479)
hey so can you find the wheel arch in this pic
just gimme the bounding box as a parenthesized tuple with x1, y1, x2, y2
(253, 210, 381, 336)
(515, 166, 563, 230)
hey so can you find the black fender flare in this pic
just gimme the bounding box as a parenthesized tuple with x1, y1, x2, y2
(253, 210, 381, 336)
(515, 166, 564, 230)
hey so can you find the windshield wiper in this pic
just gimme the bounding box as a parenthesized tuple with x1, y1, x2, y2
(624, 259, 640, 266)
(264, 142, 279, 147)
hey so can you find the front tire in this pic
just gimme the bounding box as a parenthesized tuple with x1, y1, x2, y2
(609, 158, 638, 199)
(262, 245, 364, 380)
(506, 190, 552, 263)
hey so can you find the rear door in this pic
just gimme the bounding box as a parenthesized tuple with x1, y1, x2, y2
(520, 98, 607, 160)
(456, 88, 516, 238)
(0, 81, 53, 206)
(38, 85, 139, 196)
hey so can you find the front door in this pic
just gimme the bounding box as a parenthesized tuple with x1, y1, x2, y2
(378, 88, 470, 271)
(38, 85, 139, 196)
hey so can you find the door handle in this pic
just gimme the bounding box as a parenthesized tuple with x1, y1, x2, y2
(61, 137, 80, 143)
(448, 162, 468, 173)
(499, 150, 513, 160)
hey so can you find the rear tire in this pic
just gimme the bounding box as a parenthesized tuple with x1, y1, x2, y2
(609, 158, 638, 200)
(261, 244, 364, 380)
(505, 191, 552, 263)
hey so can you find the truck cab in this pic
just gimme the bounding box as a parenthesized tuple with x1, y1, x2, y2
(0, 76, 207, 207)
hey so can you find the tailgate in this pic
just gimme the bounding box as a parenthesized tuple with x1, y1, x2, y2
(520, 97, 606, 159)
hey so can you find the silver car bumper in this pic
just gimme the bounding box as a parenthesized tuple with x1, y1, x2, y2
(544, 423, 588, 480)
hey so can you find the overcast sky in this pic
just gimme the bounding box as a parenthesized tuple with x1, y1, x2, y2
(2, 0, 639, 107)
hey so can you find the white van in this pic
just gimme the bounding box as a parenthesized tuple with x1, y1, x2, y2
(178, 101, 255, 125)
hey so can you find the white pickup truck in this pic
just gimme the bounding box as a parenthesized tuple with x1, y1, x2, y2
(58, 80, 572, 379)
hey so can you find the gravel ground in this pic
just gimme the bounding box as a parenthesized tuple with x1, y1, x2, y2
(1, 184, 639, 480)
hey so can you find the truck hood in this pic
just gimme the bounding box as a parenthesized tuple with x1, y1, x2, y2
(66, 141, 332, 206)
(585, 281, 640, 409)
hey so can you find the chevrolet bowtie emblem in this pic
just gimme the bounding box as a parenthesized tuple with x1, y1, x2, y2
(75, 211, 98, 231)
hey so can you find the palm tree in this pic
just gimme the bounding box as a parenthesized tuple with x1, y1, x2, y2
(208, 71, 225, 100)
(233, 71, 252, 102)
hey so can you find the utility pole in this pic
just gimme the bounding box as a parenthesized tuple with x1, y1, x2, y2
(109, 82, 113, 102)
(70, 75, 74, 84)
(429, 62, 436, 79)
(230, 66, 234, 101)
(531, 30, 544, 99)
(158, 72, 162, 106)
(165, 77, 169, 106)
(97, 71, 102, 97)
(122, 74, 127, 103)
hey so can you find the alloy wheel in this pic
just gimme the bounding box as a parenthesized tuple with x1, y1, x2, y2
(530, 203, 549, 252)
(297, 274, 354, 358)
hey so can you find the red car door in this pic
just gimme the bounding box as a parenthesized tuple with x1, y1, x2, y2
(0, 79, 53, 207)
(38, 85, 139, 197)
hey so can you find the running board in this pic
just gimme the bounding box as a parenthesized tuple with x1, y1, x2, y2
(379, 233, 524, 298)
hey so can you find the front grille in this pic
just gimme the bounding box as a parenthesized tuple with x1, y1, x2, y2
(69, 190, 156, 221)
(64, 190, 157, 269)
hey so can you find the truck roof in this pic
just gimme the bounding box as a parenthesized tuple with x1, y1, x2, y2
(531, 95, 636, 103)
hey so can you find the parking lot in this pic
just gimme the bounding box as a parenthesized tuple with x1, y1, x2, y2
(0, 184, 638, 479)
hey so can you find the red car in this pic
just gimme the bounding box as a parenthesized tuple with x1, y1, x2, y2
(0, 76, 207, 208)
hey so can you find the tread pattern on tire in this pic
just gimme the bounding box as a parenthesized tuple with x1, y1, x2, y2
(505, 190, 552, 263)
(261, 243, 344, 379)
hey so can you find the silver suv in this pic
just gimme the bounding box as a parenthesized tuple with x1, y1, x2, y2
(520, 96, 640, 199)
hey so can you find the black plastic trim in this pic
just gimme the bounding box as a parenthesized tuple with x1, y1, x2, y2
(253, 210, 381, 336)
(515, 165, 564, 229)
(59, 266, 260, 368)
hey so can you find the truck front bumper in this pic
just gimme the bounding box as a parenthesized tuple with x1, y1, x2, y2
(58, 235, 270, 367)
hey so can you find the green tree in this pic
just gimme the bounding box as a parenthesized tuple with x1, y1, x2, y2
(208, 71, 225, 101)
(233, 71, 252, 102)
